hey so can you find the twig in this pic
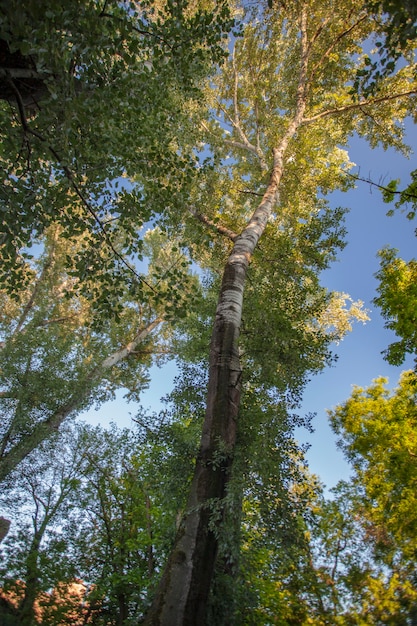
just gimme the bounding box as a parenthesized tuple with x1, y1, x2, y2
(347, 171, 417, 202)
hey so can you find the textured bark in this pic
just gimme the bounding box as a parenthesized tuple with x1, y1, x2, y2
(144, 177, 280, 626)
(144, 11, 310, 623)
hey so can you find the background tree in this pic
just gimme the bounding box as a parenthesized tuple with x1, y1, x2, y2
(304, 480, 417, 625)
(0, 426, 88, 625)
(69, 423, 183, 625)
(0, 224, 199, 482)
(321, 373, 417, 623)
(329, 372, 417, 572)
(0, 410, 205, 624)
(0, 0, 232, 314)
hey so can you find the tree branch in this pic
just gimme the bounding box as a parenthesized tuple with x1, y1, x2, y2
(190, 209, 239, 241)
(308, 13, 368, 82)
(214, 49, 268, 171)
(347, 171, 417, 202)
(303, 89, 417, 123)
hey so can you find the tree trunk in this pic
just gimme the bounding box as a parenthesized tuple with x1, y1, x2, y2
(143, 172, 283, 626)
(144, 12, 309, 618)
(18, 530, 43, 626)
(117, 593, 129, 626)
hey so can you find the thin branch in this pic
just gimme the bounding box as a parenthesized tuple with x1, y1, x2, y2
(272, 5, 310, 168)
(307, 16, 331, 53)
(254, 101, 263, 162)
(99, 11, 171, 47)
(237, 188, 264, 198)
(347, 171, 417, 202)
(98, 0, 110, 16)
(221, 50, 268, 170)
(190, 209, 239, 242)
(200, 118, 252, 157)
(303, 89, 417, 123)
(36, 316, 78, 328)
(231, 50, 245, 144)
(359, 104, 381, 127)
(308, 13, 368, 82)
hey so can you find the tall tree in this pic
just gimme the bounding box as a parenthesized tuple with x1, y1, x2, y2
(144, 1, 417, 623)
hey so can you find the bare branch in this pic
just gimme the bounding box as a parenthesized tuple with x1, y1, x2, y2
(347, 171, 417, 202)
(190, 209, 239, 242)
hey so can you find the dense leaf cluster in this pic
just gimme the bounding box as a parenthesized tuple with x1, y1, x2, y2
(0, 0, 232, 317)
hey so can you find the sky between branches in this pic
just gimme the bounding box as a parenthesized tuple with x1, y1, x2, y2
(82, 119, 417, 492)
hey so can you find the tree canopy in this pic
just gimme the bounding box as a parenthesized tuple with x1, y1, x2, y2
(1, 0, 417, 624)
(0, 0, 232, 315)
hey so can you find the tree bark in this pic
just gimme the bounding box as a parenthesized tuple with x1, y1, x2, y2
(143, 174, 281, 626)
(144, 10, 310, 623)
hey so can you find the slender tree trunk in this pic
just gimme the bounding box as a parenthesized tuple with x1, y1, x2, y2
(144, 11, 309, 622)
(145, 493, 156, 577)
(117, 593, 129, 625)
(143, 167, 287, 626)
(18, 529, 44, 626)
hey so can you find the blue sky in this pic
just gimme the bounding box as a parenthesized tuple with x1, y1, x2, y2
(297, 121, 417, 489)
(83, 119, 417, 492)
